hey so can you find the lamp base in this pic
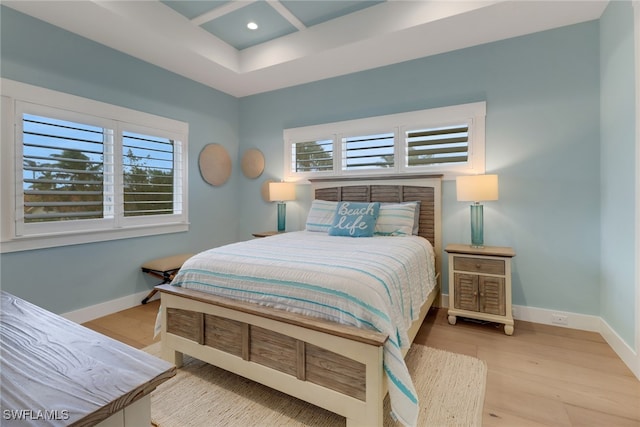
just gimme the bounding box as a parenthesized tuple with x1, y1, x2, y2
(277, 202, 286, 232)
(470, 203, 484, 247)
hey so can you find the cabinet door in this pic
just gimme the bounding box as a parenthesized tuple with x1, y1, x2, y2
(454, 273, 479, 312)
(479, 276, 505, 315)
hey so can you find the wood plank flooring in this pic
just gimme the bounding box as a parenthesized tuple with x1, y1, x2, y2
(83, 300, 161, 349)
(84, 301, 640, 426)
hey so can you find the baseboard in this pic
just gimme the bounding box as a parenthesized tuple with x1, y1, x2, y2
(599, 317, 640, 380)
(441, 293, 638, 379)
(440, 294, 599, 331)
(510, 305, 601, 332)
(62, 290, 159, 324)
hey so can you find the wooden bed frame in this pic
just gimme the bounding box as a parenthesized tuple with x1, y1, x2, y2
(157, 175, 442, 427)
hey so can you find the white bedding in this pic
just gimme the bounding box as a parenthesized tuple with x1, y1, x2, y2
(171, 230, 437, 427)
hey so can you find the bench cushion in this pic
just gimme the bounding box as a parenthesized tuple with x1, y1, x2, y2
(142, 254, 194, 273)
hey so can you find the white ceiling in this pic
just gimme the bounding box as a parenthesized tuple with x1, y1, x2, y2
(3, 1, 608, 98)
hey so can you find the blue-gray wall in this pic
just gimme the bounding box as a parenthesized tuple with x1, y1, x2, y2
(0, 4, 636, 348)
(0, 7, 241, 313)
(239, 21, 602, 317)
(600, 1, 637, 347)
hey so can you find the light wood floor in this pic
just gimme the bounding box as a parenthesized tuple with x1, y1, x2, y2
(84, 301, 640, 426)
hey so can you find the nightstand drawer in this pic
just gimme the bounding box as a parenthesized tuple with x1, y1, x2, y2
(453, 256, 505, 275)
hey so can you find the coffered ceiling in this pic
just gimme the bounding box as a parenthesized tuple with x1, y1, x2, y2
(3, 1, 608, 97)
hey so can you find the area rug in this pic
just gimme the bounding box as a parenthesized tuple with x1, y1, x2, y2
(145, 342, 486, 426)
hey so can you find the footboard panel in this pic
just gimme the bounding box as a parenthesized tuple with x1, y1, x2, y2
(204, 313, 245, 358)
(250, 324, 299, 377)
(166, 306, 367, 400)
(306, 343, 366, 401)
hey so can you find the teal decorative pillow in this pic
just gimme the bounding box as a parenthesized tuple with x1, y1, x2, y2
(375, 202, 420, 236)
(329, 202, 380, 237)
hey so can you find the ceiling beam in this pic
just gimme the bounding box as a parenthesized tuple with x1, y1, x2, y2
(191, 0, 258, 26)
(267, 0, 306, 31)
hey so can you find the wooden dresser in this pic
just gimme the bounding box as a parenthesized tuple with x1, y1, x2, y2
(445, 244, 516, 335)
(0, 291, 175, 426)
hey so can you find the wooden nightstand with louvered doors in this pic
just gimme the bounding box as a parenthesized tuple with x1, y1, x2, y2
(445, 244, 516, 335)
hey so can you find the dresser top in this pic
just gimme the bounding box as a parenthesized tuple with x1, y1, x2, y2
(0, 291, 176, 426)
(445, 243, 515, 258)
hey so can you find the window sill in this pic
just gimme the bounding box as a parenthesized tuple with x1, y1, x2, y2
(1, 222, 189, 253)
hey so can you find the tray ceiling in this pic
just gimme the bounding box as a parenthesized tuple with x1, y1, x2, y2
(3, 1, 608, 97)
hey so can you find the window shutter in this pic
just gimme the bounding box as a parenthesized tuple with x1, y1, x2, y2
(342, 132, 394, 170)
(405, 124, 469, 167)
(122, 131, 175, 217)
(292, 139, 333, 173)
(284, 102, 485, 180)
(22, 114, 106, 223)
(5, 82, 190, 252)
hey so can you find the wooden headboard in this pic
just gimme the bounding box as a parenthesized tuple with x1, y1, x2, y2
(310, 175, 442, 286)
(313, 184, 435, 244)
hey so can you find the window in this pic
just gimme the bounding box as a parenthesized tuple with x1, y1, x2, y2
(291, 139, 333, 173)
(22, 114, 109, 224)
(405, 125, 469, 167)
(1, 79, 188, 252)
(121, 129, 183, 219)
(284, 102, 486, 180)
(343, 132, 395, 171)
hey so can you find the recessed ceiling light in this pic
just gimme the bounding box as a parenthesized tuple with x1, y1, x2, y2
(247, 22, 258, 30)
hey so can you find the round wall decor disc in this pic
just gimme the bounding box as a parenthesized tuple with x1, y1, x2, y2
(241, 148, 265, 179)
(199, 143, 232, 186)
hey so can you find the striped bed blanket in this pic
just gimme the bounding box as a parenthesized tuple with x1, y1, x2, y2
(171, 230, 437, 427)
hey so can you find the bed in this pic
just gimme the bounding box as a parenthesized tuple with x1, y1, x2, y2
(156, 175, 442, 427)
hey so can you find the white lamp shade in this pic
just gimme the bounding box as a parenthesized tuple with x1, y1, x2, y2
(269, 182, 296, 202)
(456, 174, 499, 202)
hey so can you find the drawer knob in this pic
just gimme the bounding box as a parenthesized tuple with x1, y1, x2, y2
(475, 263, 481, 269)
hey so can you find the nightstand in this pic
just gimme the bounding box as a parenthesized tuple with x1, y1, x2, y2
(252, 231, 282, 238)
(445, 244, 516, 335)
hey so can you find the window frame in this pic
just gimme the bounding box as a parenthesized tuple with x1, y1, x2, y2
(283, 102, 486, 181)
(1, 79, 189, 253)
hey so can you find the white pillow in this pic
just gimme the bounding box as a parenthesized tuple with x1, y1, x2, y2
(374, 202, 419, 236)
(305, 200, 338, 232)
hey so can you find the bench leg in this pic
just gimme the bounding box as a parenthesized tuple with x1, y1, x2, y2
(141, 289, 158, 304)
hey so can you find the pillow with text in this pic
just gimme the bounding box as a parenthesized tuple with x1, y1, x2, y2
(328, 201, 380, 237)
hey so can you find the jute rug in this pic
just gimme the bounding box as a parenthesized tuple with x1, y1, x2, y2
(145, 342, 486, 427)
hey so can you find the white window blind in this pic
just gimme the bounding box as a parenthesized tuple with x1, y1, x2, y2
(342, 132, 395, 170)
(1, 79, 189, 252)
(22, 114, 108, 223)
(291, 139, 333, 173)
(284, 102, 485, 180)
(122, 131, 176, 217)
(405, 124, 469, 167)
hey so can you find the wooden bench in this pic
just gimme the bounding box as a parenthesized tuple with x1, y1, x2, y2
(141, 253, 194, 304)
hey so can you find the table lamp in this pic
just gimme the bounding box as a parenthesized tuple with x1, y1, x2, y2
(456, 174, 499, 248)
(269, 181, 296, 232)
